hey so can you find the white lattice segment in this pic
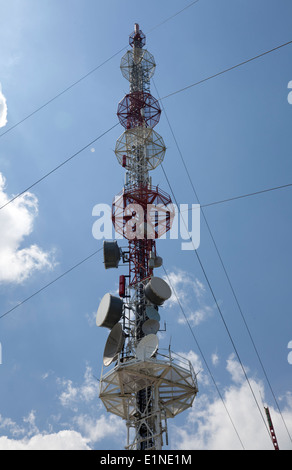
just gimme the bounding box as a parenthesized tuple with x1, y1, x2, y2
(115, 127, 166, 171)
(120, 49, 156, 82)
(99, 351, 198, 422)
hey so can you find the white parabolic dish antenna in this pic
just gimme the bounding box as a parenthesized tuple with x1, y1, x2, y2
(144, 277, 172, 305)
(103, 323, 125, 367)
(145, 305, 160, 321)
(136, 334, 159, 361)
(96, 293, 123, 329)
(103, 240, 121, 269)
(142, 319, 160, 335)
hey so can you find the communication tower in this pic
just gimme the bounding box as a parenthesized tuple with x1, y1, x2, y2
(96, 24, 198, 450)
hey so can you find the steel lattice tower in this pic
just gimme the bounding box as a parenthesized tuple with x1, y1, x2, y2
(96, 24, 198, 450)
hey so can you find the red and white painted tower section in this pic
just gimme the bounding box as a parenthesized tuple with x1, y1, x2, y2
(264, 407, 280, 450)
(96, 24, 198, 451)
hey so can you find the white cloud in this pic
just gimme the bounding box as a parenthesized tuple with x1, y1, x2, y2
(170, 354, 292, 450)
(0, 84, 8, 128)
(57, 365, 98, 410)
(1, 358, 291, 451)
(0, 430, 91, 450)
(0, 173, 56, 284)
(176, 349, 203, 374)
(74, 414, 124, 444)
(211, 352, 219, 366)
(164, 269, 204, 306)
(178, 306, 213, 327)
(58, 379, 79, 409)
(57, 366, 124, 447)
(23, 410, 39, 436)
(0, 413, 123, 450)
(0, 409, 91, 450)
(226, 353, 248, 384)
(175, 349, 209, 387)
(163, 268, 213, 326)
(0, 364, 121, 450)
(0, 414, 25, 438)
(86, 311, 97, 327)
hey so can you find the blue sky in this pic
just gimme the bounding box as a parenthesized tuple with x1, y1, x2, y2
(0, 0, 292, 450)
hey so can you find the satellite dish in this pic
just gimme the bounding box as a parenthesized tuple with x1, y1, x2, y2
(103, 323, 125, 367)
(103, 241, 121, 269)
(149, 253, 163, 269)
(142, 319, 160, 335)
(136, 334, 159, 361)
(153, 256, 163, 268)
(144, 277, 172, 305)
(145, 305, 160, 321)
(96, 293, 123, 329)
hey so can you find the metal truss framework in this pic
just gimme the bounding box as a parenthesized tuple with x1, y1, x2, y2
(99, 350, 198, 449)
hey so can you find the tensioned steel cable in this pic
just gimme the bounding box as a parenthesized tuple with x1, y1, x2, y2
(162, 264, 246, 449)
(154, 78, 292, 444)
(155, 113, 274, 443)
(0, 3, 288, 445)
(146, 0, 201, 34)
(200, 183, 292, 208)
(177, 183, 292, 214)
(0, 180, 291, 324)
(1, 12, 291, 140)
(0, 49, 125, 140)
(0, 154, 277, 446)
(0, 245, 245, 447)
(1, 37, 291, 210)
(159, 39, 292, 101)
(0, 248, 102, 321)
(0, 125, 290, 213)
(0, 122, 119, 211)
(159, 161, 273, 446)
(0, 4, 290, 441)
(0, 0, 201, 140)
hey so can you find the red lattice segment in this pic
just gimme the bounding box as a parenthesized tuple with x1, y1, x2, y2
(129, 27, 146, 49)
(112, 185, 175, 241)
(117, 92, 161, 129)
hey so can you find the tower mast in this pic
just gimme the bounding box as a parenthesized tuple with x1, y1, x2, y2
(264, 407, 280, 450)
(96, 24, 198, 451)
